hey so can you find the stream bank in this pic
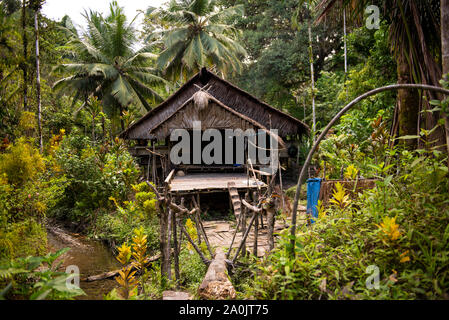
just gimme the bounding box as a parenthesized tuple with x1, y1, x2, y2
(46, 222, 121, 300)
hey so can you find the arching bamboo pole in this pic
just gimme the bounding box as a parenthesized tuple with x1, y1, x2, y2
(289, 84, 449, 256)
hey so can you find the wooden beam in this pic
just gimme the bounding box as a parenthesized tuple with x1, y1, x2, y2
(241, 199, 263, 213)
(250, 168, 273, 176)
(179, 222, 211, 266)
(172, 210, 180, 282)
(226, 212, 242, 259)
(166, 208, 173, 280)
(146, 181, 163, 201)
(266, 204, 276, 252)
(165, 169, 176, 185)
(192, 196, 213, 257)
(231, 211, 258, 264)
(198, 248, 236, 300)
(247, 159, 261, 191)
(84, 253, 163, 282)
(145, 147, 164, 158)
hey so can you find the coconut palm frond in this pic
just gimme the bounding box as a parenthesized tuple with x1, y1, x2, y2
(151, 0, 246, 81)
(53, 1, 164, 132)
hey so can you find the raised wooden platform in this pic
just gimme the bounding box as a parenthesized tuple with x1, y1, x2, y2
(202, 208, 307, 257)
(169, 173, 266, 193)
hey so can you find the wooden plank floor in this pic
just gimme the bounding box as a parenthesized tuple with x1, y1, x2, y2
(169, 173, 266, 192)
(202, 207, 307, 257)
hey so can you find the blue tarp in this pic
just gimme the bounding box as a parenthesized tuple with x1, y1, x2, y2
(306, 178, 322, 224)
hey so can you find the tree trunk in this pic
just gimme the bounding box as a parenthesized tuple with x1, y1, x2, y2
(166, 208, 172, 280)
(397, 52, 420, 148)
(343, 9, 347, 74)
(22, 0, 28, 112)
(34, 9, 42, 153)
(198, 248, 236, 300)
(159, 206, 170, 279)
(441, 0, 449, 165)
(308, 21, 316, 141)
(241, 192, 248, 255)
(252, 191, 259, 256)
(172, 210, 180, 281)
(266, 205, 276, 252)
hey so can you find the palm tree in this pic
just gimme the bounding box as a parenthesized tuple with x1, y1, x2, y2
(441, 0, 449, 163)
(21, 0, 28, 112)
(30, 0, 43, 153)
(53, 1, 167, 132)
(294, 0, 318, 141)
(147, 0, 247, 81)
(316, 0, 444, 149)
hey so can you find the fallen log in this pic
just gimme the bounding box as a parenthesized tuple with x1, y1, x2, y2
(198, 248, 236, 300)
(83, 252, 163, 282)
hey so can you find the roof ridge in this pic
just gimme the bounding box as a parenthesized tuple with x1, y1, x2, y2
(120, 68, 309, 139)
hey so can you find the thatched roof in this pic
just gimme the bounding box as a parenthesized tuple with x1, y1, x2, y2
(120, 68, 310, 140)
(150, 91, 286, 148)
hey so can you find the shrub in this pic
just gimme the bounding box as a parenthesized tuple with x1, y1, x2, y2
(52, 132, 140, 222)
(0, 137, 44, 187)
(246, 149, 449, 300)
(0, 248, 85, 300)
(285, 184, 307, 200)
(94, 212, 159, 252)
(179, 248, 207, 291)
(0, 219, 48, 261)
(0, 138, 64, 224)
(94, 181, 159, 250)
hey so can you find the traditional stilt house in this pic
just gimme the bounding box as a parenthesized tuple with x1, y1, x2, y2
(120, 68, 309, 214)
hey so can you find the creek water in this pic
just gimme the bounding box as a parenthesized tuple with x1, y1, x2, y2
(46, 225, 121, 300)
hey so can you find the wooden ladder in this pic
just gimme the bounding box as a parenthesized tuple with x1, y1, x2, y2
(227, 182, 242, 218)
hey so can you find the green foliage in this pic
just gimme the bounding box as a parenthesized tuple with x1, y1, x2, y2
(94, 211, 155, 249)
(0, 137, 44, 187)
(93, 183, 159, 251)
(52, 131, 140, 222)
(178, 248, 207, 292)
(285, 184, 307, 201)
(314, 71, 345, 127)
(132, 182, 158, 217)
(220, 0, 341, 121)
(245, 148, 449, 300)
(0, 248, 85, 300)
(316, 114, 391, 179)
(0, 219, 47, 261)
(0, 137, 65, 224)
(53, 2, 167, 133)
(146, 0, 247, 81)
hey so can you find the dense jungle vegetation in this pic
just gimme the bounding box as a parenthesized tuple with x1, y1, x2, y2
(0, 0, 449, 300)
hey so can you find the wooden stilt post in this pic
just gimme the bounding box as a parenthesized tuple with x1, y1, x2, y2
(232, 210, 258, 264)
(226, 212, 242, 259)
(266, 199, 276, 251)
(253, 212, 259, 257)
(159, 205, 170, 279)
(152, 141, 157, 185)
(146, 155, 150, 181)
(172, 210, 180, 282)
(178, 224, 183, 253)
(278, 160, 285, 213)
(192, 195, 213, 257)
(241, 192, 248, 255)
(161, 157, 166, 185)
(253, 192, 259, 256)
(179, 222, 210, 266)
(193, 199, 202, 245)
(166, 208, 173, 280)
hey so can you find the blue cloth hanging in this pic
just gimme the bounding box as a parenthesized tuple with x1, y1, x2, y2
(306, 178, 322, 224)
